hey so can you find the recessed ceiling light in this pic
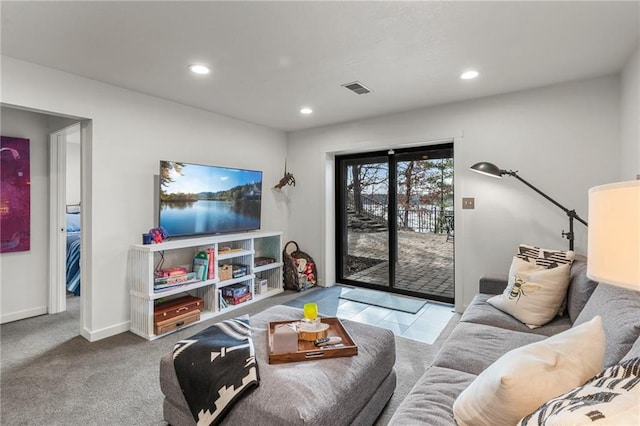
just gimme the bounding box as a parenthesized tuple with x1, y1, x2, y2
(300, 107, 313, 115)
(460, 70, 479, 80)
(188, 64, 210, 75)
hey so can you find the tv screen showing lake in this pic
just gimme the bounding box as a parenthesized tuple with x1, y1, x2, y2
(160, 199, 260, 236)
(158, 161, 263, 236)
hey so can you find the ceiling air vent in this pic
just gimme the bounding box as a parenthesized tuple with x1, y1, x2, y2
(342, 81, 372, 95)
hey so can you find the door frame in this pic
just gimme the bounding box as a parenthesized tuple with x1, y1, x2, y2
(335, 143, 455, 302)
(48, 123, 81, 314)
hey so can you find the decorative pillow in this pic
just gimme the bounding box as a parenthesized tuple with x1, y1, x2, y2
(516, 244, 575, 268)
(515, 244, 575, 315)
(487, 256, 572, 328)
(519, 357, 640, 426)
(453, 316, 605, 426)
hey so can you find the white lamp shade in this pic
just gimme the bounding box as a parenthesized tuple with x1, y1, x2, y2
(587, 180, 640, 290)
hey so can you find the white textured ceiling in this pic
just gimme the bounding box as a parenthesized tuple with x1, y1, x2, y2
(1, 1, 638, 131)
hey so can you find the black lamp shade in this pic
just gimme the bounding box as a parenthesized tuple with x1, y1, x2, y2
(470, 162, 503, 178)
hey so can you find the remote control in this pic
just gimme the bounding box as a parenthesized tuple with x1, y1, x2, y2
(314, 336, 342, 347)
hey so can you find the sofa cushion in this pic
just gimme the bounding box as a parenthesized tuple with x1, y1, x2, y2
(574, 283, 640, 367)
(565, 256, 598, 323)
(622, 336, 640, 362)
(518, 357, 640, 426)
(433, 321, 545, 376)
(387, 366, 476, 426)
(487, 257, 571, 328)
(452, 316, 605, 426)
(461, 294, 572, 336)
(478, 274, 508, 295)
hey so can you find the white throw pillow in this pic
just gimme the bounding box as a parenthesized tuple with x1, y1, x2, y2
(487, 256, 571, 328)
(453, 316, 605, 426)
(519, 357, 640, 426)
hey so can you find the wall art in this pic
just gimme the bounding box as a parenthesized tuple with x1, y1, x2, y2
(1, 136, 30, 253)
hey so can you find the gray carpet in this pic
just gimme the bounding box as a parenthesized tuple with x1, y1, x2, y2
(0, 288, 460, 425)
(339, 288, 427, 314)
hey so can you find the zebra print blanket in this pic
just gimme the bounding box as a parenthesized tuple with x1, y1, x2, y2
(173, 316, 259, 426)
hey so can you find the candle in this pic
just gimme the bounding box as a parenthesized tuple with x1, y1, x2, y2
(303, 303, 318, 320)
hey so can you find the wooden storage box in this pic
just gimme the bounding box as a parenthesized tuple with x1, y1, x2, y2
(154, 295, 204, 323)
(154, 309, 200, 335)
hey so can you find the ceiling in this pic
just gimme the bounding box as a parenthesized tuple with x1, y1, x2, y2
(1, 1, 638, 132)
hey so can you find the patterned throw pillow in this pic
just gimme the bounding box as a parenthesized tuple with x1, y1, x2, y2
(516, 244, 575, 268)
(453, 316, 605, 426)
(487, 256, 572, 328)
(519, 357, 640, 426)
(516, 244, 575, 315)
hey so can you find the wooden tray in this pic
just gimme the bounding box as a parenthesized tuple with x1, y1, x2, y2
(267, 317, 358, 364)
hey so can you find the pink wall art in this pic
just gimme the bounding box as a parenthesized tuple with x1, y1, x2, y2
(1, 136, 30, 253)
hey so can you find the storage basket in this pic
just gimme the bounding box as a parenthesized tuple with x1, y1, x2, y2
(219, 264, 232, 281)
(283, 241, 317, 291)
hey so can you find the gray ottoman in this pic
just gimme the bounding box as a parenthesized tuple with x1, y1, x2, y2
(159, 305, 397, 425)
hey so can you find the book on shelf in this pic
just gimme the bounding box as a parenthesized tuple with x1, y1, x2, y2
(217, 289, 229, 310)
(153, 273, 199, 293)
(254, 256, 276, 267)
(218, 246, 243, 254)
(154, 272, 198, 286)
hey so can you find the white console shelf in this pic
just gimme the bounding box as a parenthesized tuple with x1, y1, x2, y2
(128, 230, 283, 340)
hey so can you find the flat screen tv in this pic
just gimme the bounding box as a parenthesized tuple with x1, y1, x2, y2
(159, 161, 262, 238)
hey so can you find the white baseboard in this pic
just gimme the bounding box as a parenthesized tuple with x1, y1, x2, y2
(1, 305, 47, 324)
(81, 321, 131, 342)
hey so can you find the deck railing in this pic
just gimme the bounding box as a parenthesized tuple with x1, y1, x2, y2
(348, 193, 452, 233)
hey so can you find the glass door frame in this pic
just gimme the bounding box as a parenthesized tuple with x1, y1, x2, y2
(335, 143, 454, 303)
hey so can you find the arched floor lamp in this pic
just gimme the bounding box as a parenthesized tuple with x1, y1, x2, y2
(470, 161, 588, 250)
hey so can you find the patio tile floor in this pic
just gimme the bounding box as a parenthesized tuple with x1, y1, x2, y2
(345, 231, 455, 300)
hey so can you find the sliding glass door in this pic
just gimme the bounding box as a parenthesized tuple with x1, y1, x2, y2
(337, 154, 390, 287)
(336, 143, 454, 303)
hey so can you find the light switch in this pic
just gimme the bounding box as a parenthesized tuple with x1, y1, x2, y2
(462, 197, 475, 210)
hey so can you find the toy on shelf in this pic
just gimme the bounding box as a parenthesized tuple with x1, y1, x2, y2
(149, 227, 169, 244)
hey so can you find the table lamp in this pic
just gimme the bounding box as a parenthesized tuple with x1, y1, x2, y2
(587, 180, 640, 290)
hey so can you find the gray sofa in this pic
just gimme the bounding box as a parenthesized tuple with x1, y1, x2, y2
(388, 256, 640, 425)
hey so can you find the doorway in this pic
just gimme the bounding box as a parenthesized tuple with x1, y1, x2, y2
(335, 143, 454, 303)
(49, 123, 82, 314)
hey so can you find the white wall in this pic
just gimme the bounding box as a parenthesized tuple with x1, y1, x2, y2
(1, 56, 288, 340)
(287, 76, 621, 311)
(0, 107, 51, 321)
(620, 44, 640, 180)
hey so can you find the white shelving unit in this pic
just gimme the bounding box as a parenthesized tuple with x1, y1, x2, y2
(128, 230, 283, 340)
